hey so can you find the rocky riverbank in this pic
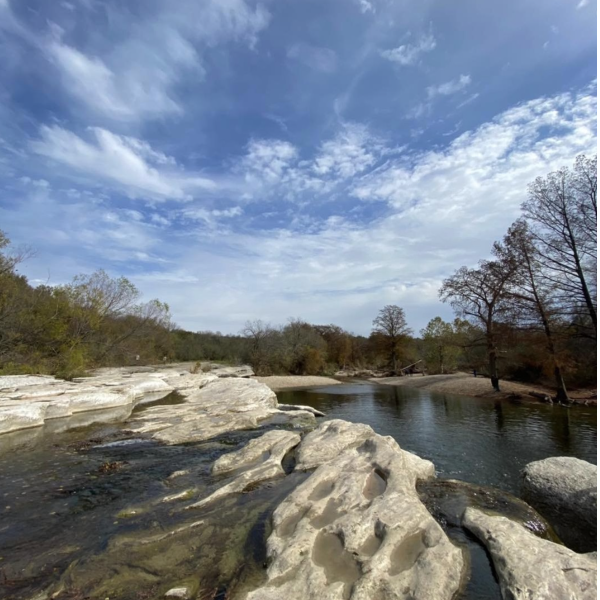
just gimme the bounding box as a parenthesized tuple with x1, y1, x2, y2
(0, 366, 596, 600)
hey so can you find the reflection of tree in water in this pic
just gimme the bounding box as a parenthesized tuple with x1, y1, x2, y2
(493, 401, 505, 433)
(548, 407, 571, 454)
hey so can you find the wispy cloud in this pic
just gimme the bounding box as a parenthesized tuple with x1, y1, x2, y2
(381, 31, 436, 66)
(31, 126, 215, 200)
(427, 74, 472, 99)
(287, 43, 337, 73)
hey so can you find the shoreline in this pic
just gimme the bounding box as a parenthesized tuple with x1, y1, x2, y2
(371, 372, 596, 405)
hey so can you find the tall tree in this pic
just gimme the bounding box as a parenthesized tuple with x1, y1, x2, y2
(498, 220, 570, 403)
(522, 155, 597, 333)
(440, 259, 516, 391)
(372, 305, 412, 372)
(420, 317, 459, 374)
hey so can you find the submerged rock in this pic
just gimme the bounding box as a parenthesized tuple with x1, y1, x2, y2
(418, 478, 559, 542)
(521, 457, 597, 552)
(164, 587, 190, 599)
(244, 423, 463, 600)
(463, 507, 597, 600)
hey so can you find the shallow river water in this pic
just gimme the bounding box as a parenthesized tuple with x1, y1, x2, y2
(0, 383, 596, 600)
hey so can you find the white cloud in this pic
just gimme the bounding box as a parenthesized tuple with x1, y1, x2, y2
(240, 139, 299, 185)
(287, 43, 337, 73)
(312, 123, 383, 178)
(5, 0, 270, 122)
(31, 126, 215, 200)
(358, 0, 374, 13)
(11, 84, 598, 335)
(381, 32, 436, 66)
(114, 86, 597, 335)
(427, 74, 471, 99)
(576, 0, 590, 8)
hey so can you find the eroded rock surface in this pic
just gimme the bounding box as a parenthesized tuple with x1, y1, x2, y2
(0, 366, 275, 440)
(463, 507, 597, 600)
(130, 378, 315, 445)
(521, 457, 597, 552)
(185, 430, 301, 509)
(296, 418, 435, 483)
(244, 423, 462, 600)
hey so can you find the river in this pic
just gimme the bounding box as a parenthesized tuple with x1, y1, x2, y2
(0, 383, 595, 600)
(277, 382, 597, 493)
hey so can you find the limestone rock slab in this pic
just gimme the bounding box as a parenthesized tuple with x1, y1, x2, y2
(187, 430, 301, 509)
(463, 507, 597, 600)
(296, 418, 435, 483)
(244, 431, 463, 600)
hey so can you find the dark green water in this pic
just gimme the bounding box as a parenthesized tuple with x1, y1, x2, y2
(277, 382, 597, 493)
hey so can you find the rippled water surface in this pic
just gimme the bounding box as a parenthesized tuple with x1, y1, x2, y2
(278, 382, 597, 493)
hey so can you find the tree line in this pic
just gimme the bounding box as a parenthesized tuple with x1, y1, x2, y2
(0, 155, 595, 397)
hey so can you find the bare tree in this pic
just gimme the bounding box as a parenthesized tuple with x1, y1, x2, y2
(522, 155, 597, 333)
(498, 220, 570, 403)
(440, 259, 516, 391)
(372, 305, 412, 372)
(241, 319, 276, 375)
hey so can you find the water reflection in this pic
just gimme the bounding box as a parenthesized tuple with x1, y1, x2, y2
(278, 383, 597, 493)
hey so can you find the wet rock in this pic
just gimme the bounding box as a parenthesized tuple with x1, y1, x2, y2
(244, 431, 464, 600)
(463, 507, 597, 600)
(296, 419, 435, 483)
(521, 457, 597, 552)
(418, 478, 559, 541)
(187, 430, 301, 509)
(277, 404, 326, 417)
(212, 430, 301, 475)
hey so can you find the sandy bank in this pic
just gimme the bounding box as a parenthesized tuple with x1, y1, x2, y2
(252, 375, 341, 392)
(373, 373, 596, 405)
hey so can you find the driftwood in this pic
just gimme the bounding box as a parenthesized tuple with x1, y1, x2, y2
(398, 359, 423, 375)
(528, 391, 553, 403)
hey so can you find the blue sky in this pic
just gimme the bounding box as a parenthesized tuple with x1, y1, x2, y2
(0, 0, 596, 335)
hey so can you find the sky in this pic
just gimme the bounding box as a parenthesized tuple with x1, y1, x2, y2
(0, 0, 597, 336)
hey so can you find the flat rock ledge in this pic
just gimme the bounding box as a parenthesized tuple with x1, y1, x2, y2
(521, 457, 597, 553)
(238, 421, 463, 600)
(463, 507, 597, 600)
(0, 366, 320, 443)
